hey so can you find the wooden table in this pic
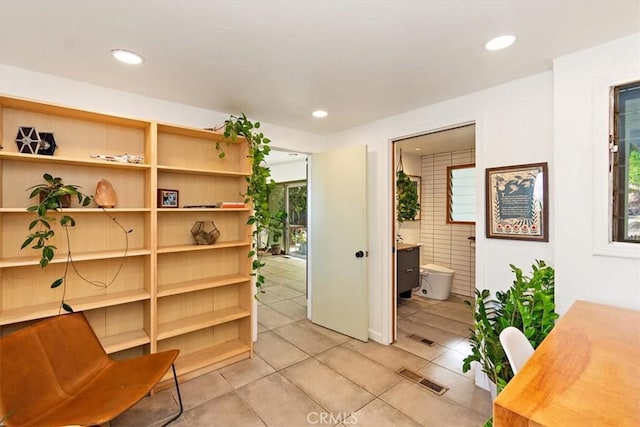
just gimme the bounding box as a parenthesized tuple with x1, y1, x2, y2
(493, 300, 640, 426)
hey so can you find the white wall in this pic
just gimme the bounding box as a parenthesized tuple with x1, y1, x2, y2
(0, 64, 326, 153)
(553, 33, 640, 314)
(269, 160, 307, 183)
(329, 71, 554, 344)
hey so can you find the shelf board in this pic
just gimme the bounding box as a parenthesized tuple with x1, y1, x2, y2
(157, 207, 251, 212)
(157, 241, 251, 254)
(157, 123, 227, 140)
(0, 248, 151, 268)
(0, 151, 150, 170)
(157, 307, 250, 341)
(157, 164, 250, 177)
(0, 289, 151, 325)
(161, 339, 251, 381)
(157, 274, 251, 298)
(0, 95, 150, 128)
(0, 208, 150, 213)
(100, 329, 150, 354)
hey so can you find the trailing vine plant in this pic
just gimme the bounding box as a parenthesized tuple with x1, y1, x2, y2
(215, 114, 275, 293)
(22, 173, 131, 313)
(396, 149, 420, 222)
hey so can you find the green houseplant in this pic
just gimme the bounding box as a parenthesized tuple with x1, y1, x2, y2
(268, 209, 287, 255)
(462, 260, 557, 397)
(22, 173, 130, 312)
(216, 113, 276, 292)
(22, 174, 92, 269)
(396, 169, 420, 222)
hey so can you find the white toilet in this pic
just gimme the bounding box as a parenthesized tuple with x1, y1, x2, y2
(415, 264, 455, 300)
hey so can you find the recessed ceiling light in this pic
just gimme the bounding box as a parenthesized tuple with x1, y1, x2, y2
(415, 148, 422, 151)
(312, 110, 328, 118)
(484, 35, 516, 51)
(111, 49, 144, 65)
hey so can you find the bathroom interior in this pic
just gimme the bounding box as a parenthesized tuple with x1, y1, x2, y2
(393, 123, 477, 344)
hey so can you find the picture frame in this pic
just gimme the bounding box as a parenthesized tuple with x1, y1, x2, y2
(485, 162, 548, 241)
(409, 175, 421, 220)
(157, 189, 179, 208)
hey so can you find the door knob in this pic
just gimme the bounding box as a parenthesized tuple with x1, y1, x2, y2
(355, 250, 364, 258)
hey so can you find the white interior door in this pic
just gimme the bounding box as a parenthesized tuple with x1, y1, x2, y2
(309, 144, 368, 341)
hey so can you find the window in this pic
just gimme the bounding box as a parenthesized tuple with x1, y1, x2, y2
(447, 164, 475, 223)
(612, 81, 640, 243)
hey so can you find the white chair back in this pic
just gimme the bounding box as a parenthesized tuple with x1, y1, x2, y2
(499, 326, 534, 375)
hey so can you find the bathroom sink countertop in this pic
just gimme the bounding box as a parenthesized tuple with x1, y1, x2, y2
(397, 243, 421, 250)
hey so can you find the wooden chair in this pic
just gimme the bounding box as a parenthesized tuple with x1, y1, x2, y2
(0, 312, 182, 427)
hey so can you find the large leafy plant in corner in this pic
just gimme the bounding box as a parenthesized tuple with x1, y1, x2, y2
(462, 260, 557, 396)
(216, 114, 276, 293)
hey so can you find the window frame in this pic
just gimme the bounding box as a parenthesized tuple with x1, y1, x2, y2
(611, 80, 640, 244)
(446, 163, 476, 225)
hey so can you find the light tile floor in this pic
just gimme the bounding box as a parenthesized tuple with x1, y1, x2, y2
(113, 255, 491, 427)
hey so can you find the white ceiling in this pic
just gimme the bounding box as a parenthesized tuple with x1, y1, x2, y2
(0, 1, 638, 135)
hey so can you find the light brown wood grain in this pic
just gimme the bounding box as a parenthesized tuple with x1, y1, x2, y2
(494, 301, 640, 427)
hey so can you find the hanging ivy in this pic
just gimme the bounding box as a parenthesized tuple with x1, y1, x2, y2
(396, 149, 420, 222)
(215, 114, 275, 293)
(396, 169, 420, 222)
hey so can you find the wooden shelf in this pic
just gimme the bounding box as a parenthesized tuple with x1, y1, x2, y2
(100, 329, 150, 354)
(0, 289, 151, 325)
(157, 164, 249, 177)
(158, 274, 251, 298)
(0, 95, 150, 128)
(0, 248, 151, 268)
(157, 123, 227, 140)
(0, 208, 151, 213)
(157, 207, 250, 213)
(0, 95, 253, 387)
(0, 152, 150, 170)
(157, 241, 250, 254)
(157, 307, 250, 341)
(162, 339, 251, 381)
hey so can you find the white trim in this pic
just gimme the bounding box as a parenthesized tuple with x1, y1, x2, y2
(591, 74, 640, 260)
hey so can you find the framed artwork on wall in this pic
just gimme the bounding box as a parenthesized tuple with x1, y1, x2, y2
(485, 162, 548, 241)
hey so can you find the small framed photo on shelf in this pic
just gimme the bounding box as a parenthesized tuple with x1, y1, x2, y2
(157, 189, 179, 208)
(485, 162, 548, 242)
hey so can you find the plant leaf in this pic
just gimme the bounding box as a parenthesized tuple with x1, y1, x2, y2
(51, 278, 64, 288)
(62, 303, 74, 313)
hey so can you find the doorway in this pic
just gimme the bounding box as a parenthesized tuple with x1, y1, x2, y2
(256, 150, 309, 332)
(391, 124, 476, 353)
(270, 182, 307, 258)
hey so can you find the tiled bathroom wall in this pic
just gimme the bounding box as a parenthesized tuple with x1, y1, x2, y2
(420, 149, 476, 297)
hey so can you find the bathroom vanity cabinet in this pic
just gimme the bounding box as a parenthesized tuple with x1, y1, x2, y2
(397, 244, 420, 298)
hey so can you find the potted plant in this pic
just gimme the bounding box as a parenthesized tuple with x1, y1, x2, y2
(21, 173, 130, 312)
(396, 169, 420, 222)
(462, 260, 557, 421)
(268, 209, 287, 255)
(22, 173, 92, 269)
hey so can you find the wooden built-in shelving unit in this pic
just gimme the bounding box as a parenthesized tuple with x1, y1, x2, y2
(0, 95, 253, 386)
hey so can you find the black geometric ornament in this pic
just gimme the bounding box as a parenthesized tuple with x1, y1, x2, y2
(37, 132, 57, 156)
(15, 127, 41, 154)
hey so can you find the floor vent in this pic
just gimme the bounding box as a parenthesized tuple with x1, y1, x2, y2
(407, 334, 435, 346)
(397, 368, 448, 396)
